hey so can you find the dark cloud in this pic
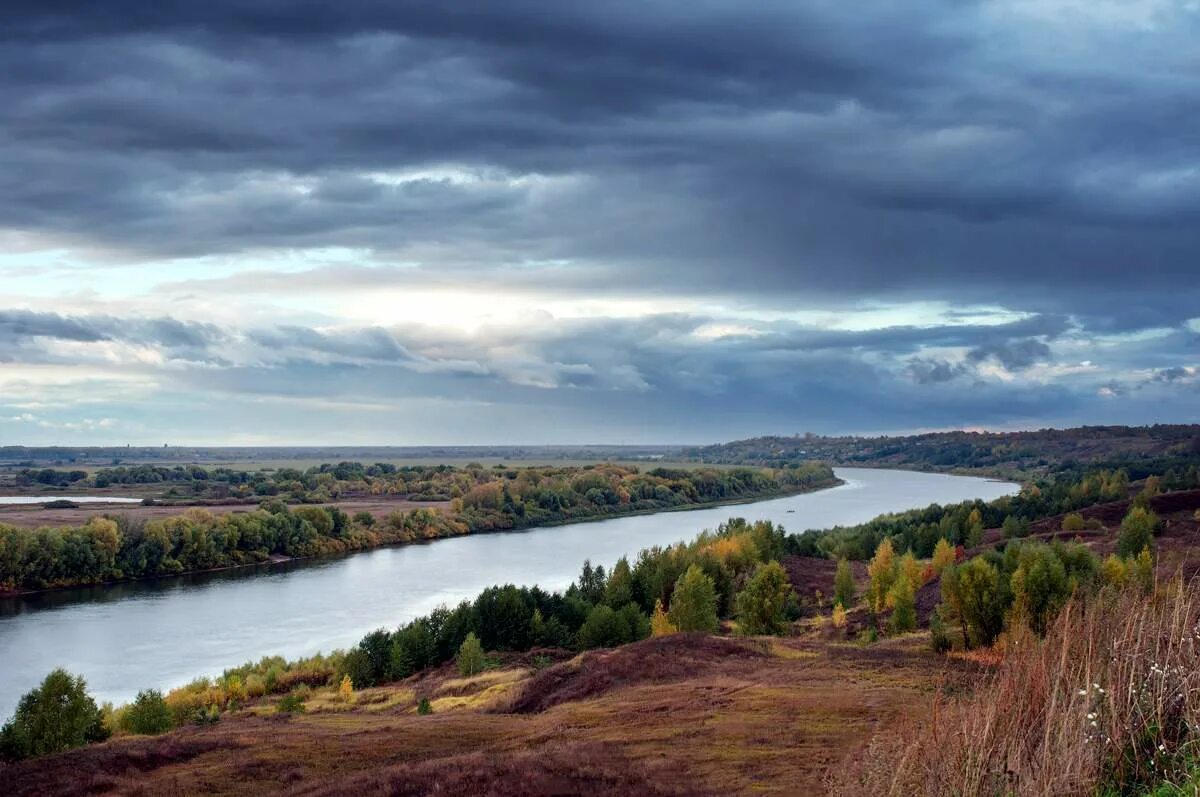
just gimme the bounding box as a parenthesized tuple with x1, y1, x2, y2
(967, 338, 1052, 371)
(0, 1, 1197, 332)
(1154, 366, 1191, 383)
(0, 309, 222, 350)
(2, 2, 1199, 441)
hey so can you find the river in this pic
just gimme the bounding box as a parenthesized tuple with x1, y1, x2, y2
(0, 467, 1016, 716)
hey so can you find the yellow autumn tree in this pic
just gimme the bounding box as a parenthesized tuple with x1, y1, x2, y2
(900, 550, 924, 592)
(831, 601, 848, 629)
(867, 538, 897, 613)
(338, 674, 354, 703)
(651, 598, 677, 636)
(931, 538, 956, 576)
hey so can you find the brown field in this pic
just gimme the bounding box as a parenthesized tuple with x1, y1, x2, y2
(0, 496, 451, 530)
(0, 632, 974, 797)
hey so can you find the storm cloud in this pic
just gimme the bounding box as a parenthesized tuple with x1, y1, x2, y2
(0, 1, 1198, 443)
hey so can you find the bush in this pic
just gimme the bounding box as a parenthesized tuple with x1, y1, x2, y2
(119, 689, 172, 735)
(650, 598, 677, 636)
(1061, 512, 1085, 532)
(276, 693, 306, 714)
(0, 669, 109, 760)
(735, 561, 793, 636)
(1010, 544, 1070, 636)
(456, 632, 485, 677)
(667, 565, 718, 633)
(834, 558, 856, 608)
(417, 697, 432, 715)
(929, 609, 951, 653)
(1117, 506, 1159, 558)
(947, 558, 1006, 648)
(1002, 515, 1030, 539)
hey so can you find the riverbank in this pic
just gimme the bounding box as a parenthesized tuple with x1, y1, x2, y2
(0, 468, 1019, 721)
(0, 477, 842, 598)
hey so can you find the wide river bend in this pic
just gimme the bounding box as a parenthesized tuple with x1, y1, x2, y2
(0, 467, 1016, 715)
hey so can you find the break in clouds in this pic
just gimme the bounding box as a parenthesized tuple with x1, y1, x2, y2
(1, 1, 1198, 443)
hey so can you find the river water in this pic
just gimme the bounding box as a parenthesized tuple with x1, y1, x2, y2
(0, 467, 1016, 716)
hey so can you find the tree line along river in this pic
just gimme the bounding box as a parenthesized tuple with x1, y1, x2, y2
(0, 467, 1017, 717)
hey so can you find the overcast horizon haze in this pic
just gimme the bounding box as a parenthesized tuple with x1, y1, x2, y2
(2, 2, 1199, 446)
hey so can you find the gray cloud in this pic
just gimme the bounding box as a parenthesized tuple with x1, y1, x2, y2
(2, 2, 1199, 441)
(0, 1, 1197, 331)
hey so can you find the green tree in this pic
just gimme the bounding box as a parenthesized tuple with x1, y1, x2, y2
(0, 669, 109, 760)
(577, 603, 647, 649)
(1117, 506, 1159, 558)
(603, 557, 634, 607)
(456, 632, 486, 677)
(735, 561, 793, 636)
(668, 565, 718, 633)
(955, 557, 1006, 648)
(887, 572, 917, 634)
(1002, 515, 1028, 540)
(1010, 545, 1069, 635)
(833, 558, 856, 609)
(119, 689, 172, 735)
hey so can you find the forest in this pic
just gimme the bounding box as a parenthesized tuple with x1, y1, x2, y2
(686, 424, 1200, 476)
(0, 462, 836, 592)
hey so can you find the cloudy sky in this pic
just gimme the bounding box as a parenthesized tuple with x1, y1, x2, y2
(1, 1, 1198, 445)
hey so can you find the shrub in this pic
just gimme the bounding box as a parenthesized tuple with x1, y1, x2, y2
(1117, 506, 1159, 558)
(1010, 544, 1070, 636)
(1061, 512, 1086, 532)
(0, 669, 109, 760)
(276, 693, 305, 714)
(1003, 515, 1030, 539)
(1100, 554, 1128, 589)
(650, 598, 677, 636)
(834, 557, 856, 608)
(417, 697, 432, 715)
(735, 561, 793, 636)
(667, 565, 718, 633)
(948, 557, 1006, 648)
(119, 689, 172, 735)
(192, 704, 220, 725)
(456, 632, 485, 677)
(929, 609, 951, 653)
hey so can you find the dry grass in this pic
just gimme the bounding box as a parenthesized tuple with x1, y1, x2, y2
(842, 580, 1200, 796)
(0, 630, 971, 796)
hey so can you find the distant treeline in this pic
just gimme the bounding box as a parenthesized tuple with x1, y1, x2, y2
(788, 459, 1200, 561)
(0, 462, 837, 592)
(16, 459, 834, 508)
(685, 424, 1200, 475)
